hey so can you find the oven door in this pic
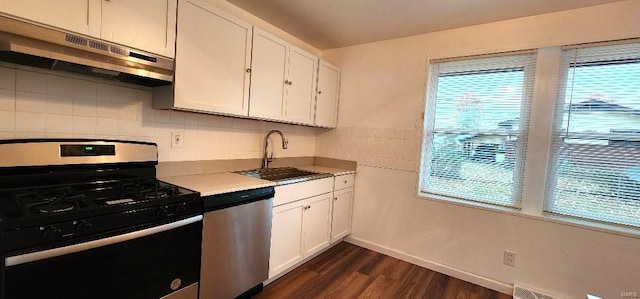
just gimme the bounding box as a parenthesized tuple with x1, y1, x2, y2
(2, 215, 202, 299)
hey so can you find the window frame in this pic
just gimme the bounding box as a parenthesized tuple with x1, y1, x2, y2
(419, 52, 537, 208)
(543, 42, 640, 227)
(417, 40, 640, 235)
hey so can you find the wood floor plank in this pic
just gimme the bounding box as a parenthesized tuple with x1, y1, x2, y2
(256, 268, 319, 298)
(305, 242, 359, 273)
(295, 248, 380, 298)
(442, 277, 472, 299)
(259, 242, 513, 299)
(315, 271, 374, 299)
(391, 265, 435, 298)
(356, 275, 398, 299)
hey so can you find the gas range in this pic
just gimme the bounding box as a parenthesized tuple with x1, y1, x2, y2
(0, 139, 201, 254)
(0, 139, 203, 299)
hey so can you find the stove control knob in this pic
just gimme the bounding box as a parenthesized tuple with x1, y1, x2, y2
(43, 226, 62, 240)
(156, 206, 169, 217)
(175, 202, 187, 213)
(76, 220, 93, 234)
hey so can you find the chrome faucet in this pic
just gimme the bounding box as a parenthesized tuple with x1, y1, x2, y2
(262, 130, 288, 169)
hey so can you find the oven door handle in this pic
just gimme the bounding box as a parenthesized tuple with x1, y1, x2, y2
(5, 215, 203, 267)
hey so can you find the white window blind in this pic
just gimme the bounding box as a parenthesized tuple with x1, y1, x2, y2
(419, 53, 536, 207)
(546, 42, 640, 227)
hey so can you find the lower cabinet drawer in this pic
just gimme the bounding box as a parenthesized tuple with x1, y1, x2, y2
(334, 173, 355, 190)
(273, 177, 333, 206)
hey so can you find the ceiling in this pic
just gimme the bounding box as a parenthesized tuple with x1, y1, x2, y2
(227, 0, 626, 50)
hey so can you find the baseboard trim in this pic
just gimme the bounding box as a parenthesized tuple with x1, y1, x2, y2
(345, 236, 513, 295)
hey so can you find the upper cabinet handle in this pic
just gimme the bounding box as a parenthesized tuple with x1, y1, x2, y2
(246, 68, 251, 73)
(318, 90, 322, 94)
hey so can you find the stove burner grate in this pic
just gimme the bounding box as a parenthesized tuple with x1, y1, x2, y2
(14, 187, 89, 215)
(120, 180, 180, 200)
(33, 200, 78, 214)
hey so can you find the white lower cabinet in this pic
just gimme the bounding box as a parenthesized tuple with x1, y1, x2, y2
(331, 186, 353, 243)
(268, 193, 332, 278)
(268, 178, 333, 279)
(268, 173, 355, 280)
(301, 194, 332, 257)
(269, 200, 304, 278)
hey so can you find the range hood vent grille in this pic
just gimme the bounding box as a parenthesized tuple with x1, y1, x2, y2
(110, 45, 127, 56)
(88, 39, 108, 52)
(65, 34, 87, 47)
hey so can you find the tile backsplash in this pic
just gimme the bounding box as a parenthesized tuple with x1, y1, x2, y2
(0, 65, 317, 161)
(315, 126, 421, 172)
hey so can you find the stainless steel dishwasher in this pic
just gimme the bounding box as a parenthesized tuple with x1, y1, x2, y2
(199, 187, 275, 299)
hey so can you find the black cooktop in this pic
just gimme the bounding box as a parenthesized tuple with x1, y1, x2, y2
(12, 179, 184, 216)
(0, 179, 198, 228)
(0, 178, 200, 254)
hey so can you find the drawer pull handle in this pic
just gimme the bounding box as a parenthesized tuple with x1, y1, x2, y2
(343, 180, 347, 184)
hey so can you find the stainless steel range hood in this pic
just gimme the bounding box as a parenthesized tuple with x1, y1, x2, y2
(0, 15, 174, 87)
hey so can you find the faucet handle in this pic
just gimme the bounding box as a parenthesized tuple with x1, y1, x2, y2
(267, 151, 274, 162)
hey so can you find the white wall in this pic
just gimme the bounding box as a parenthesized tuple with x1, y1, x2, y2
(0, 65, 316, 161)
(318, 1, 640, 298)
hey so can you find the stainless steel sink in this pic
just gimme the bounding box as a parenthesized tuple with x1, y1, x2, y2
(235, 167, 332, 185)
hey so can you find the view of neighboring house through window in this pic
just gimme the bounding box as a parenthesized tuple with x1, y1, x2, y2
(419, 53, 536, 207)
(546, 43, 640, 227)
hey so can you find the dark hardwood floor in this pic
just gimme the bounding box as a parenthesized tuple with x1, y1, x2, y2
(256, 242, 512, 299)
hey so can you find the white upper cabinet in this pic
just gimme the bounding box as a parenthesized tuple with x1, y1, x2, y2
(0, 0, 100, 37)
(0, 0, 176, 58)
(286, 46, 318, 125)
(315, 60, 340, 128)
(249, 29, 318, 125)
(167, 0, 251, 116)
(100, 0, 177, 58)
(249, 28, 288, 120)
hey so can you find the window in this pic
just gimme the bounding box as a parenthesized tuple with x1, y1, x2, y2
(419, 53, 536, 207)
(545, 43, 640, 227)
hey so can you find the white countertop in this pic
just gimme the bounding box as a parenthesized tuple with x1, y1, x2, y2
(297, 165, 356, 176)
(159, 172, 276, 197)
(159, 165, 354, 197)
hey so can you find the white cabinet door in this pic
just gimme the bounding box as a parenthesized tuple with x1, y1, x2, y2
(0, 0, 100, 37)
(249, 28, 287, 121)
(315, 60, 340, 128)
(172, 0, 251, 116)
(100, 0, 177, 57)
(269, 201, 304, 278)
(302, 193, 331, 258)
(285, 46, 317, 125)
(331, 187, 353, 243)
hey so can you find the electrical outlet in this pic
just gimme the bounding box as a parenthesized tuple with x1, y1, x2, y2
(171, 131, 184, 149)
(503, 250, 516, 267)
